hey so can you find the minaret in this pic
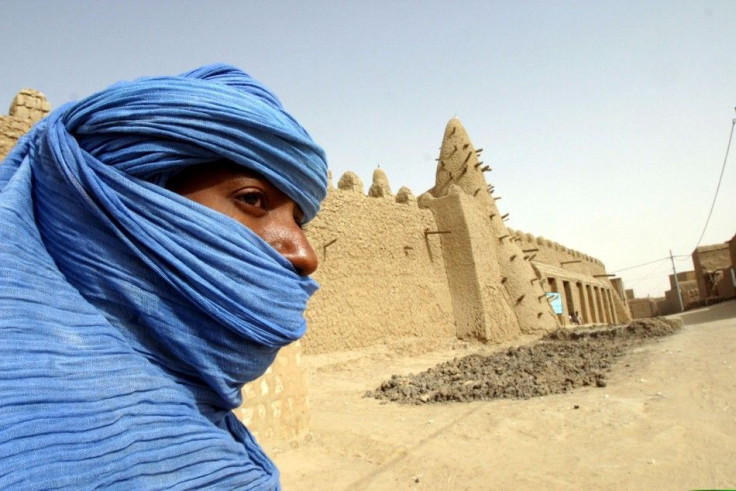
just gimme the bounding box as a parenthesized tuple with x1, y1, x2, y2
(422, 118, 558, 339)
(420, 119, 517, 342)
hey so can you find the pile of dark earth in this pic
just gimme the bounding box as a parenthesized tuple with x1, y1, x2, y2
(365, 317, 683, 404)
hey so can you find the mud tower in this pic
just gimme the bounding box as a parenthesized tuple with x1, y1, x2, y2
(368, 167, 393, 198)
(419, 118, 559, 342)
(1, 89, 51, 160)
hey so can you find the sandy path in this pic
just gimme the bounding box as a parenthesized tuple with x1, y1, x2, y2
(274, 300, 736, 489)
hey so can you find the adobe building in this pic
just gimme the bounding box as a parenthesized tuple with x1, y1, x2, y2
(2, 92, 632, 447)
(628, 297, 660, 319)
(660, 271, 700, 315)
(692, 242, 735, 303)
(610, 277, 629, 313)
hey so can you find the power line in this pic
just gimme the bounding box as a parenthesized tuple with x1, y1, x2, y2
(610, 257, 668, 274)
(611, 254, 690, 274)
(694, 112, 736, 250)
(627, 261, 671, 289)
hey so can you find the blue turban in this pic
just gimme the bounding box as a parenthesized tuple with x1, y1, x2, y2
(0, 64, 328, 489)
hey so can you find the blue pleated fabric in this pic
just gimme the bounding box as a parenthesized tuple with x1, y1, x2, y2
(0, 64, 328, 489)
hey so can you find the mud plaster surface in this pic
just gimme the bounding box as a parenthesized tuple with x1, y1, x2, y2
(366, 318, 681, 404)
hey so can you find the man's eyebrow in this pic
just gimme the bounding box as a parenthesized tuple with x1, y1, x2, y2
(224, 167, 268, 184)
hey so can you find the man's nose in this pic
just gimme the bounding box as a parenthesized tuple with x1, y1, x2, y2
(283, 231, 319, 276)
(270, 223, 319, 276)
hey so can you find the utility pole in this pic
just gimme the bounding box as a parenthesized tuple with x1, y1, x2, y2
(670, 249, 684, 312)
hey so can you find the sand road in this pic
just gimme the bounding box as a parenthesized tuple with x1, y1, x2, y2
(275, 300, 736, 490)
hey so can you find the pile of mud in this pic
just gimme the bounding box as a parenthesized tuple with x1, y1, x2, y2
(366, 317, 682, 404)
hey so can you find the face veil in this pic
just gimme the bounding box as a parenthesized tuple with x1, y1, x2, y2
(0, 64, 328, 489)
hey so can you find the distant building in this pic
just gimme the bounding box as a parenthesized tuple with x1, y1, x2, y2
(628, 237, 736, 319)
(628, 297, 658, 318)
(661, 270, 699, 315)
(692, 242, 735, 303)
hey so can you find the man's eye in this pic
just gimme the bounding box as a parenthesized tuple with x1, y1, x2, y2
(237, 191, 266, 208)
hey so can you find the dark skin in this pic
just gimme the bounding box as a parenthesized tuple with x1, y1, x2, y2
(168, 163, 319, 276)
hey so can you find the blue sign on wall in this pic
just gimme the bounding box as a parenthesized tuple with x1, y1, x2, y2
(546, 292, 563, 314)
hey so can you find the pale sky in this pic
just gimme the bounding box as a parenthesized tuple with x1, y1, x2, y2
(2, 0, 734, 298)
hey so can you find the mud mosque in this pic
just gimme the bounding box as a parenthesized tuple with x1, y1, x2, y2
(3, 88, 730, 448)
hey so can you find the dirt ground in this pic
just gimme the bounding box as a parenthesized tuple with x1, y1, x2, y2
(273, 300, 736, 490)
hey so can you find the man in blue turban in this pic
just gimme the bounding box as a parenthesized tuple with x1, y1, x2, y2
(0, 64, 328, 489)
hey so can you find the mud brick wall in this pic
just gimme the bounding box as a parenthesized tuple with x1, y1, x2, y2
(235, 342, 310, 447)
(302, 170, 456, 353)
(0, 89, 50, 160)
